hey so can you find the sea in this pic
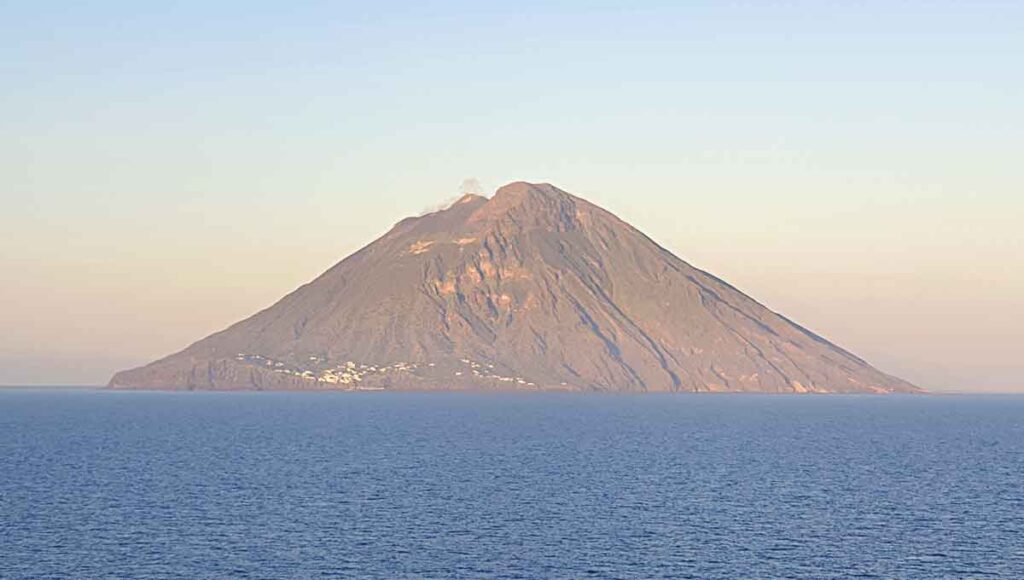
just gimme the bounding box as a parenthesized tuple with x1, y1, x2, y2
(1, 389, 1022, 579)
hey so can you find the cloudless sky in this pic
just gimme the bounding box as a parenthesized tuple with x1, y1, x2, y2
(2, 1, 1021, 390)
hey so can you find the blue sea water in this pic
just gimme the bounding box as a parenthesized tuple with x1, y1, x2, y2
(1, 390, 1022, 579)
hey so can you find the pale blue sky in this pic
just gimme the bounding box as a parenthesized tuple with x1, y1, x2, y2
(2, 1, 1021, 389)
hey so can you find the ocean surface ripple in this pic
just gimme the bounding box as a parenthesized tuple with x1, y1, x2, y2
(1, 390, 1022, 578)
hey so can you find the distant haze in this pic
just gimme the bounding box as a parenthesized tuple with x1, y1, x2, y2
(1, 1, 1021, 391)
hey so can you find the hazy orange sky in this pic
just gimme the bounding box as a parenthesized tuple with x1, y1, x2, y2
(2, 1, 1021, 390)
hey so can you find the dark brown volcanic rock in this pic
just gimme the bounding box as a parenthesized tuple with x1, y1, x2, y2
(110, 182, 920, 393)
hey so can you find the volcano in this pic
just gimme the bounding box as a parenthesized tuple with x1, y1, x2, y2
(110, 182, 920, 393)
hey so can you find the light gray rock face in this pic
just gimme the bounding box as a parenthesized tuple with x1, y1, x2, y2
(110, 182, 921, 393)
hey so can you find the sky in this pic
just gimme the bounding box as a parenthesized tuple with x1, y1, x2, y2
(1, 1, 1021, 391)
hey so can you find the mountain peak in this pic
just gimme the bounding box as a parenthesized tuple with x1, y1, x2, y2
(494, 181, 561, 197)
(490, 181, 576, 207)
(469, 181, 580, 228)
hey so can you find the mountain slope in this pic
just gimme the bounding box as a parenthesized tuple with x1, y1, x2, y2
(110, 182, 920, 393)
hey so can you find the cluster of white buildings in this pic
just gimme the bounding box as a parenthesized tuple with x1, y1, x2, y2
(234, 354, 421, 387)
(459, 359, 536, 387)
(317, 361, 421, 385)
(234, 353, 538, 389)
